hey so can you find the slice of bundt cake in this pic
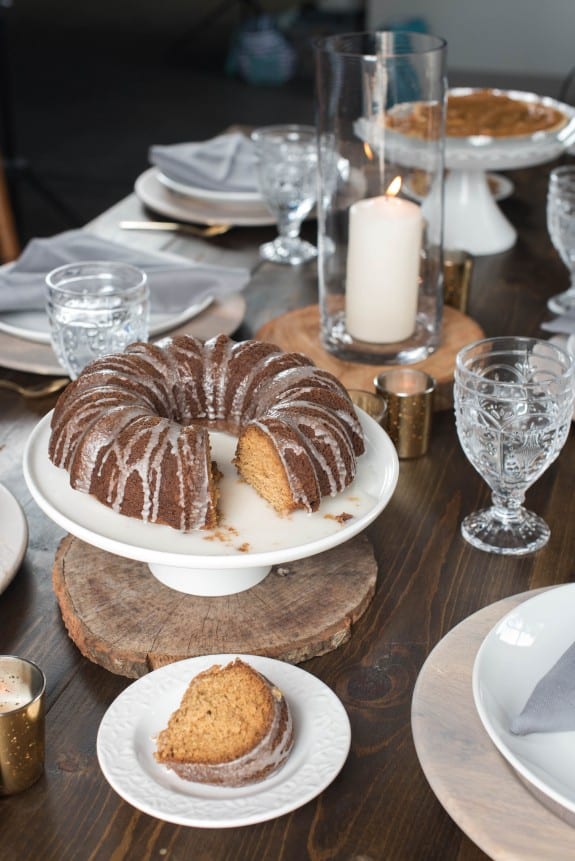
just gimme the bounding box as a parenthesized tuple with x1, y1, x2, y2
(154, 658, 294, 787)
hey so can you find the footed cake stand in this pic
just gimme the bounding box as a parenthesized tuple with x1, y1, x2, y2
(23, 410, 399, 597)
(357, 89, 575, 256)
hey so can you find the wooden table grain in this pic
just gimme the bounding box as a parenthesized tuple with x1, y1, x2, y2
(0, 157, 574, 861)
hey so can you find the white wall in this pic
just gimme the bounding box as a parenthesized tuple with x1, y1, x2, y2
(366, 0, 575, 78)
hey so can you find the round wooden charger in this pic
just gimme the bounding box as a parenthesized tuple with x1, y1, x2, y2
(255, 304, 484, 411)
(52, 532, 378, 679)
(412, 588, 575, 860)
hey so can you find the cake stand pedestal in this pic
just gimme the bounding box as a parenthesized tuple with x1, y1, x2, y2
(52, 532, 378, 678)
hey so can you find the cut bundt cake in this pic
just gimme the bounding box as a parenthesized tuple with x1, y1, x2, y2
(48, 334, 365, 532)
(154, 658, 294, 786)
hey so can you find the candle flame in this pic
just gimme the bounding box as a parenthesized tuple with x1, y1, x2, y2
(363, 142, 374, 160)
(386, 176, 402, 197)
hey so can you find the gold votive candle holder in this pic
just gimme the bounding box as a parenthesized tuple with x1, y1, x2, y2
(347, 389, 387, 426)
(0, 655, 46, 795)
(443, 249, 474, 314)
(374, 369, 436, 458)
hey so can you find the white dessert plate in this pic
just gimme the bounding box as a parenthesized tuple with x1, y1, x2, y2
(0, 483, 28, 595)
(97, 653, 351, 827)
(23, 410, 398, 595)
(136, 168, 276, 227)
(472, 583, 575, 817)
(0, 297, 213, 346)
(157, 170, 262, 204)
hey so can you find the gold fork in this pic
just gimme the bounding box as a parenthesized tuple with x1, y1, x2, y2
(0, 377, 69, 398)
(119, 220, 231, 238)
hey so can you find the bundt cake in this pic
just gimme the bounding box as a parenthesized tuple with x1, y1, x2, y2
(154, 658, 294, 786)
(48, 333, 365, 532)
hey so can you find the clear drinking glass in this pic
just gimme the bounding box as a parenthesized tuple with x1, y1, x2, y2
(250, 124, 318, 265)
(46, 260, 149, 379)
(454, 337, 575, 555)
(547, 165, 575, 314)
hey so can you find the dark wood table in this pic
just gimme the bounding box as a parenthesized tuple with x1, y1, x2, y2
(1, 156, 574, 860)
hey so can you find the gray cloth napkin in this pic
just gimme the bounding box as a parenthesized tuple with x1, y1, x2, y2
(0, 230, 250, 314)
(149, 132, 259, 192)
(510, 640, 575, 735)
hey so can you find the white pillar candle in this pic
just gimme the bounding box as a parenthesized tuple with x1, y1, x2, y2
(345, 194, 423, 343)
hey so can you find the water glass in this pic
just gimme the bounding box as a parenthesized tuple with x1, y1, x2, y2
(46, 261, 149, 379)
(251, 124, 318, 265)
(454, 336, 575, 555)
(547, 165, 575, 314)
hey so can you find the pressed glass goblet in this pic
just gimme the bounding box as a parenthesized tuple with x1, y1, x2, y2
(251, 124, 318, 265)
(547, 165, 575, 314)
(454, 336, 575, 555)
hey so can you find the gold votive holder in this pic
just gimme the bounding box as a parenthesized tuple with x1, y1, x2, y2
(347, 389, 387, 426)
(0, 655, 46, 795)
(444, 249, 474, 314)
(374, 369, 436, 458)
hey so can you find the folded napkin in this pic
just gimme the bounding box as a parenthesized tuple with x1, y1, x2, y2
(149, 132, 259, 193)
(0, 230, 250, 315)
(510, 640, 575, 735)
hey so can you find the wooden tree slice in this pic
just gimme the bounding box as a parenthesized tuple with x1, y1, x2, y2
(255, 304, 484, 411)
(52, 533, 378, 678)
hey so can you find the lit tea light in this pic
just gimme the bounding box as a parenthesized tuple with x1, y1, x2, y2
(345, 176, 423, 343)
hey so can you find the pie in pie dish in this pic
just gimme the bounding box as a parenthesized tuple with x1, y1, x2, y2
(386, 88, 568, 140)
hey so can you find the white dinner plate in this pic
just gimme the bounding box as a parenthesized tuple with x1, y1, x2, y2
(0, 483, 28, 595)
(472, 584, 575, 817)
(97, 653, 351, 827)
(0, 297, 213, 345)
(157, 170, 262, 204)
(135, 168, 276, 227)
(0, 292, 245, 376)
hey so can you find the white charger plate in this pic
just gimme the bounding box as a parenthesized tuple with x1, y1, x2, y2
(0, 483, 28, 594)
(472, 584, 575, 817)
(97, 653, 351, 827)
(157, 170, 262, 204)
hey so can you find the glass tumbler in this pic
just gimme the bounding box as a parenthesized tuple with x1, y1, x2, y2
(46, 260, 149, 379)
(315, 31, 447, 364)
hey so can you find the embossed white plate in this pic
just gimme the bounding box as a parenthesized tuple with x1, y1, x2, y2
(0, 483, 28, 595)
(96, 653, 351, 827)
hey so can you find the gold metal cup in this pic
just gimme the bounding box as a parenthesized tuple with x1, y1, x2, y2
(443, 249, 474, 313)
(374, 369, 435, 458)
(347, 389, 388, 426)
(0, 656, 46, 795)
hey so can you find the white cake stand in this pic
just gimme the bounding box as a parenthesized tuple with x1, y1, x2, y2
(23, 410, 399, 597)
(356, 89, 575, 256)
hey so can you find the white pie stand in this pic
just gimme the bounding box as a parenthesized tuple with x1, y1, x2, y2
(357, 89, 575, 256)
(23, 410, 399, 597)
(442, 90, 575, 255)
